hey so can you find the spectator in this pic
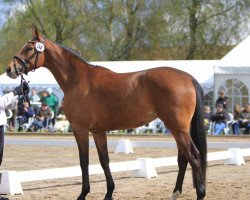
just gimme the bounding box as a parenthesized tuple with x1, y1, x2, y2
(232, 104, 242, 135)
(0, 84, 25, 200)
(7, 97, 18, 131)
(40, 91, 48, 102)
(216, 90, 228, 110)
(203, 105, 212, 132)
(29, 88, 40, 115)
(27, 102, 52, 132)
(240, 104, 250, 134)
(17, 101, 34, 132)
(42, 88, 58, 127)
(211, 103, 230, 135)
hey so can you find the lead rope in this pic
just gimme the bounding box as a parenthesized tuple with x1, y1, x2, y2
(20, 75, 30, 106)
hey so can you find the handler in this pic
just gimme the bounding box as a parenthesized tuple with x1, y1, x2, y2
(0, 85, 24, 200)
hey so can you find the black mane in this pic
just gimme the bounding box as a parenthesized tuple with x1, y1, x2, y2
(56, 43, 91, 64)
(46, 39, 96, 66)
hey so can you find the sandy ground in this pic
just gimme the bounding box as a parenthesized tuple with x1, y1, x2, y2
(1, 134, 250, 200)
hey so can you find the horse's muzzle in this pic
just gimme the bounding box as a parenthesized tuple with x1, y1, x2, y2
(6, 66, 11, 73)
(6, 66, 17, 79)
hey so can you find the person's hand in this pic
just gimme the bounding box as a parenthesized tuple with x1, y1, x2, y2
(23, 81, 30, 94)
(39, 116, 44, 121)
(13, 85, 23, 96)
(23, 107, 28, 112)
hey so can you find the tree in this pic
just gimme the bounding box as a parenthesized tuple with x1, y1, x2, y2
(186, 0, 250, 59)
(0, 0, 250, 74)
(139, 0, 250, 60)
(83, 0, 147, 60)
(0, 0, 89, 73)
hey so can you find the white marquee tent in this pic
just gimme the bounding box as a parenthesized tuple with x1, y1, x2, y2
(214, 35, 250, 111)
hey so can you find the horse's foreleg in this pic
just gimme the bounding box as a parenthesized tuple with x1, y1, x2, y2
(73, 127, 90, 200)
(93, 132, 115, 200)
(170, 150, 188, 200)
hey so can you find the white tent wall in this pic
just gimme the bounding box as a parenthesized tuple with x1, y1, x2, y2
(214, 74, 250, 106)
(214, 35, 250, 112)
(213, 72, 250, 112)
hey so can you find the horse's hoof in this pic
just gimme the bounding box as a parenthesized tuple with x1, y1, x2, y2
(169, 190, 181, 200)
(197, 186, 206, 200)
(77, 195, 85, 200)
(103, 197, 114, 200)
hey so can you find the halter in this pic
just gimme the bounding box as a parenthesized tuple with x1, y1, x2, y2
(13, 39, 45, 76)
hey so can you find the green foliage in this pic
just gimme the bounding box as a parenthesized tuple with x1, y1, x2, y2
(0, 0, 250, 73)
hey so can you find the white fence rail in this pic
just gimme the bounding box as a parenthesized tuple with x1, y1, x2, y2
(0, 148, 249, 195)
(6, 138, 250, 149)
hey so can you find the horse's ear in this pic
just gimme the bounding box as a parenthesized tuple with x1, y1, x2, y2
(32, 25, 41, 41)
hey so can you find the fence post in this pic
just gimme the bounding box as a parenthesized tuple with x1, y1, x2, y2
(133, 158, 157, 179)
(115, 139, 133, 154)
(0, 171, 23, 195)
(224, 148, 245, 166)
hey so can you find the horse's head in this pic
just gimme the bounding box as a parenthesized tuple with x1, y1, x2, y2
(6, 26, 45, 79)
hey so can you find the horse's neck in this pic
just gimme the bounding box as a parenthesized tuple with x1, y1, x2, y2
(43, 40, 90, 92)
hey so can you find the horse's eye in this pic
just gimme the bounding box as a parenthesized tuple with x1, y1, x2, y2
(26, 47, 33, 51)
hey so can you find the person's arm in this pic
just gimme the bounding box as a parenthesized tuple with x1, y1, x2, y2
(27, 107, 35, 117)
(211, 113, 225, 121)
(55, 96, 58, 106)
(47, 108, 53, 118)
(36, 96, 41, 103)
(52, 95, 58, 107)
(210, 113, 218, 122)
(0, 85, 24, 109)
(0, 92, 16, 109)
(223, 112, 230, 121)
(216, 113, 226, 121)
(36, 110, 41, 119)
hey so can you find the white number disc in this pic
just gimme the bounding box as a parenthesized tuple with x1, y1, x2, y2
(35, 42, 45, 52)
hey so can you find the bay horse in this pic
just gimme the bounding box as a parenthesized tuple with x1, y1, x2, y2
(6, 26, 207, 200)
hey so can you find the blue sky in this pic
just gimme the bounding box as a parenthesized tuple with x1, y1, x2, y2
(0, 1, 8, 26)
(0, 0, 21, 27)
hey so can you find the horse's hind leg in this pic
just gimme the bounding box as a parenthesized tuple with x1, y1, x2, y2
(170, 150, 188, 200)
(173, 132, 206, 200)
(189, 140, 206, 200)
(93, 132, 115, 200)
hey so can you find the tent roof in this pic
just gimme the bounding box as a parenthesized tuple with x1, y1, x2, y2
(0, 60, 217, 89)
(214, 66, 250, 75)
(215, 35, 250, 69)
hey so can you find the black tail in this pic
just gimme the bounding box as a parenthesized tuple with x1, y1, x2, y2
(191, 79, 207, 184)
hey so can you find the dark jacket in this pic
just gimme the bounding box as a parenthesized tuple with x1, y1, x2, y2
(204, 112, 212, 121)
(211, 110, 229, 124)
(216, 97, 228, 110)
(19, 107, 34, 122)
(240, 111, 250, 125)
(37, 106, 52, 119)
(43, 95, 58, 113)
(233, 111, 242, 121)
